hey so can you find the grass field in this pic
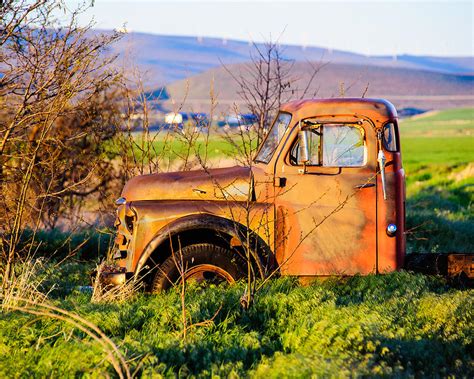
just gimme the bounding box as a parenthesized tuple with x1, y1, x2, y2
(1, 108, 473, 377)
(117, 128, 256, 166)
(1, 266, 472, 377)
(134, 133, 241, 161)
(400, 108, 473, 138)
(400, 108, 473, 253)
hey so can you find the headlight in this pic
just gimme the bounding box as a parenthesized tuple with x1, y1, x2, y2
(125, 215, 135, 233)
(124, 205, 137, 233)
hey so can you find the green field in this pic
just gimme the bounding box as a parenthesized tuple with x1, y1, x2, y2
(400, 108, 473, 138)
(400, 108, 474, 253)
(1, 108, 473, 377)
(401, 108, 474, 167)
(1, 267, 472, 377)
(136, 133, 242, 161)
(403, 137, 473, 167)
(116, 128, 256, 165)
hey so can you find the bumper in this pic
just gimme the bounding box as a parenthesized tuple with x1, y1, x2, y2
(100, 271, 127, 286)
(93, 264, 131, 287)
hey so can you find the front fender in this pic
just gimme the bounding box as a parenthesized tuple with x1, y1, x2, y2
(134, 212, 274, 278)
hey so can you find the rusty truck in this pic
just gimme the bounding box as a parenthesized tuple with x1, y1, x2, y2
(106, 98, 472, 290)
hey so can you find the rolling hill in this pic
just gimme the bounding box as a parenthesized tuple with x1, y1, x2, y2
(101, 31, 473, 112)
(107, 32, 474, 86)
(164, 61, 474, 112)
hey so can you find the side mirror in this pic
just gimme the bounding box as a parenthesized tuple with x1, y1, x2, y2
(298, 130, 310, 164)
(377, 149, 387, 200)
(376, 129, 387, 200)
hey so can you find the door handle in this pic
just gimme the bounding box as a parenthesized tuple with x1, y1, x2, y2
(354, 183, 375, 189)
(274, 177, 287, 187)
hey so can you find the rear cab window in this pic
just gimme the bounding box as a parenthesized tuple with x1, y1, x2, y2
(383, 122, 398, 152)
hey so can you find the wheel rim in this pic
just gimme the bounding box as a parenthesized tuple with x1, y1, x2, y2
(184, 264, 235, 285)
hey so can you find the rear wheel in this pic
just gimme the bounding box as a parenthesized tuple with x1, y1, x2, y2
(151, 243, 246, 292)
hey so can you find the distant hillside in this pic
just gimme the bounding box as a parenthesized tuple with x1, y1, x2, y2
(164, 61, 474, 112)
(105, 32, 474, 87)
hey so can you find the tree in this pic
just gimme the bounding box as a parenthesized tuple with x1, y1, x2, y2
(224, 39, 324, 147)
(0, 0, 122, 287)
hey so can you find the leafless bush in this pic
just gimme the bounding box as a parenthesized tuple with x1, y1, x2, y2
(224, 39, 324, 146)
(113, 70, 218, 182)
(0, 0, 123, 289)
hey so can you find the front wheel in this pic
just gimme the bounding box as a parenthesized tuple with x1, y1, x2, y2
(151, 243, 246, 292)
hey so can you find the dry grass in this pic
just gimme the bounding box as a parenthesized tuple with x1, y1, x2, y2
(1, 259, 132, 378)
(91, 262, 143, 304)
(449, 162, 474, 182)
(0, 258, 50, 310)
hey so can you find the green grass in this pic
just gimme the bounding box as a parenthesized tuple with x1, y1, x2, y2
(399, 108, 474, 137)
(18, 228, 112, 261)
(400, 108, 474, 168)
(0, 265, 472, 377)
(400, 108, 474, 253)
(1, 108, 472, 377)
(110, 130, 256, 164)
(146, 134, 246, 161)
(403, 137, 474, 168)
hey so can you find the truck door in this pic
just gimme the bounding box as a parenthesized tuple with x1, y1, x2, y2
(273, 119, 378, 275)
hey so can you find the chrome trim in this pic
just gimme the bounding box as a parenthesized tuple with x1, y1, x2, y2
(115, 197, 126, 205)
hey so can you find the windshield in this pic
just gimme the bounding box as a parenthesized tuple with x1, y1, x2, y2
(255, 113, 292, 164)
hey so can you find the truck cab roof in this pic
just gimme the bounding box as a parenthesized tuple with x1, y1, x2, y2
(279, 98, 398, 123)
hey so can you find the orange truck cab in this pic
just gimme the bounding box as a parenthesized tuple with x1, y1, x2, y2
(109, 98, 406, 291)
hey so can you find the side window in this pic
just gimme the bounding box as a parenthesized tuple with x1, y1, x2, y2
(290, 124, 366, 167)
(322, 125, 365, 167)
(255, 112, 292, 164)
(383, 122, 398, 152)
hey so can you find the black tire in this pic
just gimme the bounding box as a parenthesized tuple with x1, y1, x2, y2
(151, 243, 247, 292)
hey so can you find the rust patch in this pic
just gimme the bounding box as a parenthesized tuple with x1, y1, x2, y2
(122, 166, 252, 202)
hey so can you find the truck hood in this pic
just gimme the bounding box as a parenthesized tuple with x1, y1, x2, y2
(121, 166, 254, 202)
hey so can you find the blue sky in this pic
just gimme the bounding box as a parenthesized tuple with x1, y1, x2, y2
(72, 0, 473, 57)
